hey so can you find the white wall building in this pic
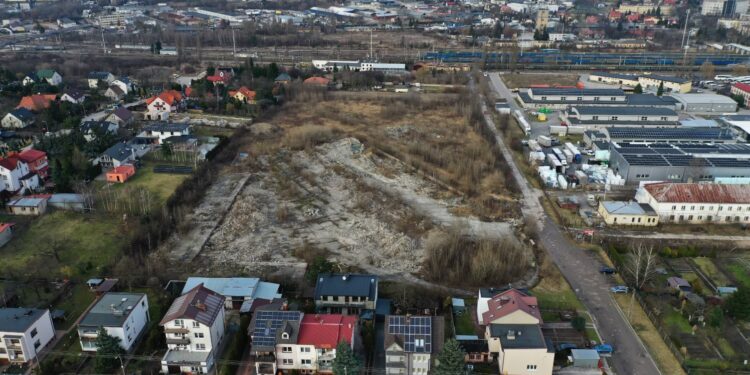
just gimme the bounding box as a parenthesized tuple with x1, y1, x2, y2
(275, 314, 358, 374)
(0, 308, 56, 365)
(160, 284, 226, 375)
(77, 293, 150, 352)
(0, 157, 34, 192)
(636, 182, 750, 224)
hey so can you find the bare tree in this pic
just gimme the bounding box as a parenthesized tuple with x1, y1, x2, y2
(624, 242, 658, 318)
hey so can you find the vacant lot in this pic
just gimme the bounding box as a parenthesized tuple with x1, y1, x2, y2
(171, 91, 531, 289)
(502, 73, 581, 89)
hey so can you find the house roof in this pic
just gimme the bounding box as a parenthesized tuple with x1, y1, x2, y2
(106, 85, 125, 96)
(0, 158, 19, 171)
(0, 308, 47, 332)
(275, 73, 292, 82)
(481, 288, 541, 325)
(385, 315, 443, 354)
(601, 201, 657, 216)
(572, 106, 676, 116)
(671, 93, 737, 105)
(667, 277, 690, 287)
(36, 69, 58, 79)
(102, 143, 134, 162)
(643, 183, 750, 204)
(78, 292, 146, 327)
(160, 284, 224, 326)
(229, 86, 256, 100)
(303, 76, 331, 85)
(314, 274, 378, 299)
(0, 223, 13, 232)
(8, 108, 33, 121)
(642, 74, 689, 84)
(81, 120, 117, 134)
(144, 123, 190, 133)
(248, 307, 303, 352)
(297, 314, 357, 349)
(17, 94, 56, 112)
(17, 149, 46, 163)
(109, 165, 135, 175)
(64, 89, 86, 100)
(489, 323, 552, 350)
(8, 197, 48, 207)
(146, 90, 183, 106)
(110, 107, 133, 122)
(591, 71, 639, 81)
(625, 94, 679, 106)
(88, 71, 112, 80)
(734, 82, 750, 93)
(182, 277, 282, 300)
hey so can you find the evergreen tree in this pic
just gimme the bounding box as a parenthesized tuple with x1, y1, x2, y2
(726, 287, 750, 321)
(433, 339, 466, 375)
(657, 81, 664, 96)
(94, 328, 125, 374)
(634, 83, 643, 93)
(332, 341, 361, 375)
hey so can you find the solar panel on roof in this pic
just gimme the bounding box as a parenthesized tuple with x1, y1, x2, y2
(388, 316, 433, 353)
(251, 310, 301, 348)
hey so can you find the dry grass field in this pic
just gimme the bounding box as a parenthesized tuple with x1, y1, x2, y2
(502, 73, 581, 89)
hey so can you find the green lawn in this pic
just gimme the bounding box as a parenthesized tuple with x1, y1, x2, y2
(453, 311, 476, 336)
(726, 263, 750, 287)
(55, 284, 96, 330)
(664, 310, 693, 334)
(0, 211, 124, 278)
(110, 162, 190, 204)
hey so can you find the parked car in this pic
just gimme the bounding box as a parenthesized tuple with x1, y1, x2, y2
(557, 343, 578, 351)
(610, 286, 629, 294)
(600, 267, 616, 275)
(594, 344, 614, 354)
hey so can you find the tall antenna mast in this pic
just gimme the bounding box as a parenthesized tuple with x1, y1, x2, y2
(680, 9, 690, 50)
(232, 27, 236, 57)
(101, 28, 106, 54)
(370, 29, 373, 59)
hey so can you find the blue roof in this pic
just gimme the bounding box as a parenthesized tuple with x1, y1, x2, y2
(9, 197, 47, 207)
(9, 108, 33, 121)
(0, 308, 48, 332)
(103, 143, 134, 162)
(314, 273, 378, 299)
(182, 277, 281, 300)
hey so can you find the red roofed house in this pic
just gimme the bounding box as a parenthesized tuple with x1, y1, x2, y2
(636, 182, 750, 224)
(229, 86, 257, 103)
(0, 156, 40, 193)
(276, 314, 358, 374)
(16, 149, 49, 180)
(106, 164, 136, 183)
(608, 10, 622, 21)
(477, 288, 541, 326)
(731, 82, 750, 107)
(16, 94, 57, 112)
(303, 77, 331, 86)
(206, 69, 233, 86)
(145, 90, 184, 120)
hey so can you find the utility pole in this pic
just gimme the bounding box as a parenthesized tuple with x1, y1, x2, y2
(680, 9, 691, 50)
(101, 27, 106, 54)
(231, 27, 236, 57)
(369, 29, 373, 60)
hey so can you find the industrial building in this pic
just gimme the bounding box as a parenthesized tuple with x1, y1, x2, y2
(598, 201, 660, 226)
(311, 60, 406, 73)
(589, 72, 692, 93)
(601, 127, 736, 144)
(720, 114, 750, 141)
(635, 182, 750, 224)
(670, 93, 738, 113)
(609, 142, 750, 184)
(560, 106, 680, 131)
(519, 88, 678, 109)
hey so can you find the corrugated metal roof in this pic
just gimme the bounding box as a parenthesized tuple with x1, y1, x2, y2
(644, 183, 750, 204)
(573, 106, 677, 116)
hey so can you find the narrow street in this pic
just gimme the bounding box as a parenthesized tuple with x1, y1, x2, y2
(481, 73, 662, 375)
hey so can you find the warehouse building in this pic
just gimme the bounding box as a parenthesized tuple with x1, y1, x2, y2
(601, 127, 736, 144)
(598, 201, 660, 226)
(560, 106, 680, 131)
(720, 115, 750, 141)
(670, 93, 738, 113)
(589, 72, 692, 93)
(609, 143, 750, 185)
(519, 88, 678, 109)
(635, 182, 750, 224)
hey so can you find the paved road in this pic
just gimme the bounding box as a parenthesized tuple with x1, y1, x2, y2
(483, 73, 662, 375)
(490, 73, 550, 138)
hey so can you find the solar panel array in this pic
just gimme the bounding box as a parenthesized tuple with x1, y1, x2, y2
(251, 311, 302, 348)
(606, 127, 734, 141)
(387, 316, 432, 353)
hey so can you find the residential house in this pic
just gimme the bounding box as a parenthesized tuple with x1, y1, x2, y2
(0, 157, 39, 193)
(81, 121, 118, 142)
(138, 123, 190, 145)
(275, 73, 292, 85)
(111, 78, 133, 94)
(17, 149, 49, 180)
(303, 77, 331, 86)
(481, 288, 554, 375)
(248, 307, 304, 375)
(60, 89, 87, 104)
(229, 86, 257, 103)
(731, 82, 750, 107)
(2, 108, 34, 129)
(384, 315, 444, 375)
(7, 197, 47, 216)
(105, 85, 126, 101)
(22, 73, 38, 86)
(34, 70, 63, 86)
(106, 107, 135, 127)
(88, 71, 116, 88)
(314, 274, 378, 315)
(160, 284, 226, 375)
(145, 90, 184, 121)
(0, 223, 13, 247)
(106, 164, 136, 183)
(635, 182, 750, 224)
(16, 94, 57, 112)
(77, 292, 150, 352)
(0, 308, 55, 365)
(667, 277, 692, 292)
(99, 143, 136, 169)
(598, 201, 660, 226)
(276, 314, 358, 374)
(181, 277, 282, 310)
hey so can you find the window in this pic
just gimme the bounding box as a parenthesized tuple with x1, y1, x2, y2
(672, 205, 677, 210)
(125, 323, 129, 331)
(681, 206, 686, 210)
(541, 96, 547, 101)
(661, 116, 668, 121)
(641, 116, 648, 121)
(174, 320, 184, 327)
(560, 97, 566, 101)
(688, 215, 693, 220)
(282, 347, 293, 353)
(610, 97, 617, 101)
(594, 97, 600, 101)
(301, 359, 312, 365)
(611, 116, 619, 121)
(34, 340, 40, 349)
(194, 332, 204, 338)
(592, 116, 599, 121)
(577, 96, 583, 101)
(691, 206, 695, 210)
(31, 328, 38, 338)
(527, 364, 538, 370)
(729, 206, 733, 211)
(196, 343, 206, 350)
(193, 321, 200, 328)
(700, 206, 704, 211)
(282, 359, 294, 365)
(301, 347, 311, 353)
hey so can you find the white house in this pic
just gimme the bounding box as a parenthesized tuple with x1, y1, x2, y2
(111, 78, 133, 94)
(2, 108, 34, 129)
(276, 314, 358, 374)
(99, 143, 137, 169)
(77, 292, 150, 352)
(60, 89, 87, 104)
(0, 308, 56, 365)
(105, 85, 126, 101)
(181, 277, 282, 310)
(145, 90, 183, 121)
(138, 123, 190, 145)
(0, 157, 38, 193)
(23, 70, 62, 86)
(160, 284, 226, 375)
(636, 182, 750, 224)
(385, 315, 443, 375)
(81, 121, 118, 142)
(88, 71, 116, 89)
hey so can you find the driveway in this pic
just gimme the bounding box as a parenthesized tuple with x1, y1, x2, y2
(482, 72, 662, 375)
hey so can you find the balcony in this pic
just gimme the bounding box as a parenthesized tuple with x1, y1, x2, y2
(166, 337, 191, 345)
(164, 327, 190, 334)
(79, 330, 99, 338)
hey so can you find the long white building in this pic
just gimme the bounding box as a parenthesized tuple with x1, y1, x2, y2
(635, 182, 750, 224)
(0, 308, 56, 365)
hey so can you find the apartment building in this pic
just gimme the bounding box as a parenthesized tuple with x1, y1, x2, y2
(77, 293, 150, 352)
(0, 308, 55, 365)
(635, 182, 750, 224)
